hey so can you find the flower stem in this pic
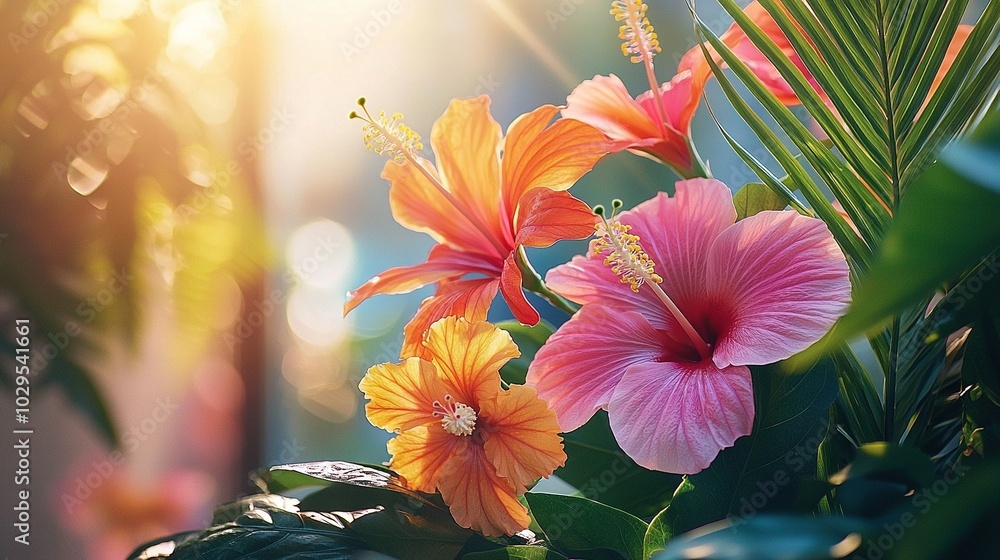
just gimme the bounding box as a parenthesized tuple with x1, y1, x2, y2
(515, 247, 579, 316)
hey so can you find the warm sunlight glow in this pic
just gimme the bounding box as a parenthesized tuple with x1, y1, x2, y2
(97, 0, 143, 20)
(166, 0, 228, 68)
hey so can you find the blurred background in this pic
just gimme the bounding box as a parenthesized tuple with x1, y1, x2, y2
(0, 0, 754, 557)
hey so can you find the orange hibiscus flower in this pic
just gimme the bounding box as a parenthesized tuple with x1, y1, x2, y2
(346, 96, 611, 357)
(359, 317, 566, 536)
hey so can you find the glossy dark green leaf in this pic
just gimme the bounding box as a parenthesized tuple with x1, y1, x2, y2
(497, 320, 554, 385)
(463, 546, 568, 560)
(211, 494, 301, 524)
(648, 359, 838, 547)
(732, 182, 789, 220)
(126, 531, 200, 560)
(266, 461, 433, 510)
(348, 504, 474, 560)
(169, 505, 362, 560)
(556, 411, 682, 518)
(653, 515, 869, 560)
(526, 493, 647, 560)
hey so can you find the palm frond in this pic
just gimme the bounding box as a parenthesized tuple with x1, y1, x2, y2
(689, 0, 1000, 461)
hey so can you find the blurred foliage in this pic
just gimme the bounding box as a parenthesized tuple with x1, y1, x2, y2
(0, 0, 264, 444)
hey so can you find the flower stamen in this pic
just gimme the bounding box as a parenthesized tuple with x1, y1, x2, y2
(350, 98, 507, 258)
(610, 1, 668, 136)
(593, 201, 712, 360)
(351, 99, 423, 164)
(432, 394, 478, 436)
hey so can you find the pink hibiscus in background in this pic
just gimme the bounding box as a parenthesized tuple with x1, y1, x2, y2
(526, 179, 851, 474)
(562, 1, 704, 177)
(562, 72, 701, 177)
(678, 1, 823, 107)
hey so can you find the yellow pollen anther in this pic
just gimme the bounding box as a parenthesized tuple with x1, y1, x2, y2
(350, 99, 422, 164)
(591, 202, 713, 361)
(611, 0, 661, 64)
(432, 394, 477, 437)
(593, 210, 662, 293)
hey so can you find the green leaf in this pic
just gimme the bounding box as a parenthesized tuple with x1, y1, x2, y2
(556, 411, 682, 518)
(889, 460, 1000, 559)
(265, 461, 434, 510)
(732, 182, 789, 220)
(169, 504, 362, 560)
(830, 140, 1000, 341)
(525, 493, 647, 560)
(126, 531, 201, 560)
(652, 515, 871, 560)
(497, 320, 554, 385)
(829, 443, 936, 518)
(44, 354, 119, 447)
(211, 494, 301, 524)
(644, 507, 672, 559)
(348, 505, 474, 560)
(649, 359, 839, 543)
(463, 546, 568, 560)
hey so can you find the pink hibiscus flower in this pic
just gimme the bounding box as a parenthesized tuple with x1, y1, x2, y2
(562, 1, 703, 177)
(526, 179, 851, 474)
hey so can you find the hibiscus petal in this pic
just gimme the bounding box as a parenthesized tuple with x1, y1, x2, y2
(388, 426, 468, 493)
(359, 357, 448, 433)
(547, 180, 737, 334)
(480, 385, 566, 492)
(678, 1, 817, 107)
(346, 244, 498, 316)
(562, 74, 662, 145)
(430, 96, 508, 245)
(501, 105, 610, 214)
(499, 252, 540, 326)
(608, 361, 755, 474)
(400, 277, 500, 359)
(706, 210, 851, 368)
(513, 188, 596, 249)
(438, 443, 529, 537)
(545, 253, 671, 330)
(526, 305, 671, 432)
(624, 180, 737, 326)
(386, 155, 500, 258)
(636, 71, 698, 133)
(422, 317, 519, 407)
